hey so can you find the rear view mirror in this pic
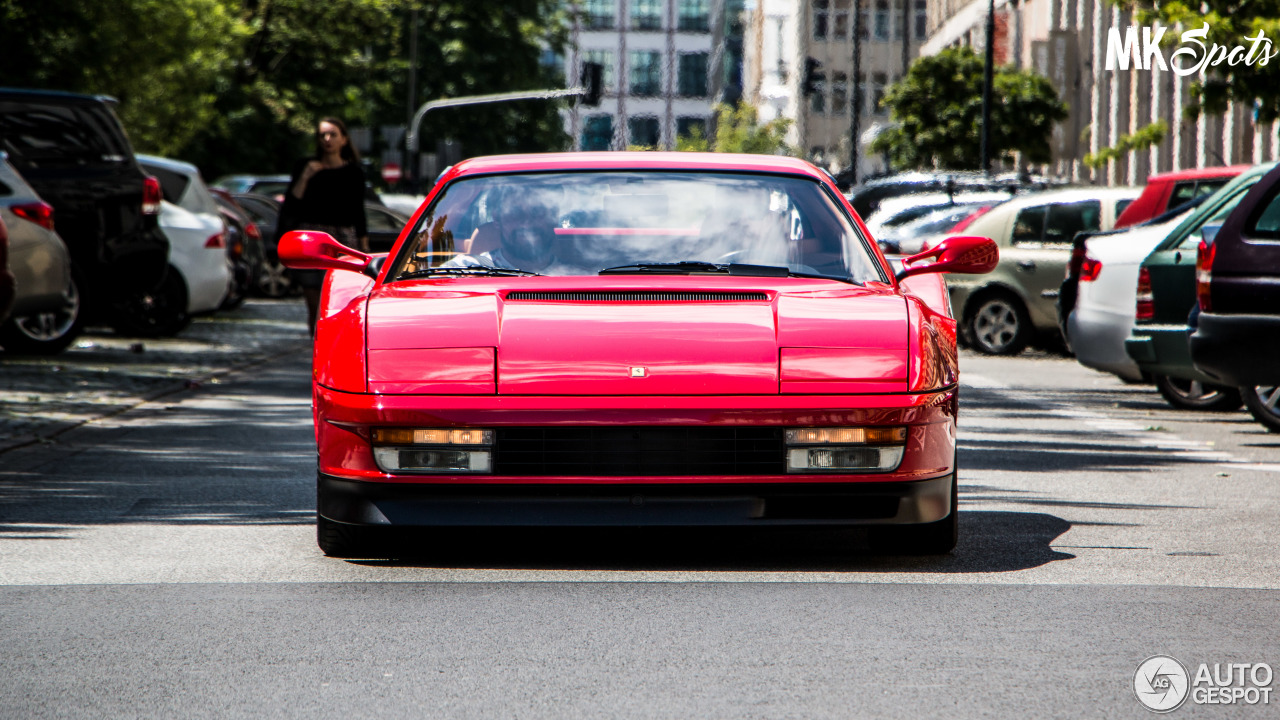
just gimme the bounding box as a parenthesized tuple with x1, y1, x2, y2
(278, 230, 374, 278)
(895, 235, 999, 282)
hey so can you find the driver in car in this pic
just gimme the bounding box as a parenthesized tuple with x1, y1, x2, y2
(445, 189, 561, 273)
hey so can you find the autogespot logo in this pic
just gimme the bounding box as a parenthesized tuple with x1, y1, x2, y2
(1134, 655, 1191, 713)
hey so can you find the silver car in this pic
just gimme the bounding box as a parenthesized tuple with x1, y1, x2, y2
(0, 154, 80, 354)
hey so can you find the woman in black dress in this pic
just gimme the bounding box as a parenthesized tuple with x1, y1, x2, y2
(279, 116, 368, 332)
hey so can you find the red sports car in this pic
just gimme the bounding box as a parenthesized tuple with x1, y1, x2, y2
(280, 152, 997, 557)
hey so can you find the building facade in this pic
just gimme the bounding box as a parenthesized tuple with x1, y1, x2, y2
(744, 0, 931, 179)
(562, 0, 745, 150)
(922, 0, 1280, 185)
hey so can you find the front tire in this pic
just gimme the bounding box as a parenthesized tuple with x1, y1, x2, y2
(0, 274, 84, 354)
(112, 266, 190, 338)
(1242, 385, 1280, 433)
(1154, 375, 1243, 412)
(966, 292, 1031, 356)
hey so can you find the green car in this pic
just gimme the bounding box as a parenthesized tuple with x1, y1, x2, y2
(1124, 162, 1277, 410)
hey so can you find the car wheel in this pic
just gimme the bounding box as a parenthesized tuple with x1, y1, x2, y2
(256, 258, 294, 298)
(0, 274, 85, 355)
(1153, 375, 1243, 412)
(966, 292, 1031, 356)
(112, 267, 191, 338)
(317, 514, 390, 558)
(1242, 385, 1280, 433)
(870, 468, 958, 555)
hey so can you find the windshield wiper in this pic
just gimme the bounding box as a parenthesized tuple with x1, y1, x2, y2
(400, 266, 542, 279)
(599, 261, 854, 283)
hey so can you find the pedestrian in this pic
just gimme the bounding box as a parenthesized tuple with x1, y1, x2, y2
(277, 116, 368, 332)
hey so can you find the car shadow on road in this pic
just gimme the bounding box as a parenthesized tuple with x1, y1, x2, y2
(352, 510, 1074, 574)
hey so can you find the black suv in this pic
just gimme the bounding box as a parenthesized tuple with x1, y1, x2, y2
(1189, 163, 1280, 431)
(0, 89, 168, 324)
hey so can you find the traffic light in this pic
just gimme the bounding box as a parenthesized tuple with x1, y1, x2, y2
(802, 58, 822, 97)
(581, 62, 603, 107)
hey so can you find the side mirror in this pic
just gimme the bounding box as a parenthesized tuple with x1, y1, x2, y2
(895, 235, 998, 282)
(278, 230, 374, 278)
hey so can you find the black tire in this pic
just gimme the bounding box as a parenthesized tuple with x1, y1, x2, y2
(870, 470, 958, 555)
(0, 273, 85, 354)
(1154, 374, 1243, 412)
(965, 291, 1032, 356)
(1242, 385, 1280, 433)
(317, 514, 390, 558)
(111, 266, 190, 338)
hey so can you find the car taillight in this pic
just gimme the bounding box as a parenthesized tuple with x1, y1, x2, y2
(10, 201, 55, 231)
(1135, 267, 1154, 321)
(204, 232, 226, 249)
(1067, 243, 1087, 279)
(245, 222, 261, 242)
(1196, 236, 1216, 312)
(142, 176, 162, 215)
(1079, 257, 1102, 282)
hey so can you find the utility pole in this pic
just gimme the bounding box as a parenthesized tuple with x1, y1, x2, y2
(850, 0, 862, 185)
(980, 0, 995, 174)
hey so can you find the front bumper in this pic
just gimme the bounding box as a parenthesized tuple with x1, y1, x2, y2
(1190, 312, 1280, 386)
(318, 472, 956, 528)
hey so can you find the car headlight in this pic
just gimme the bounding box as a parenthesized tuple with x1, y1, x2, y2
(784, 426, 906, 473)
(370, 427, 494, 474)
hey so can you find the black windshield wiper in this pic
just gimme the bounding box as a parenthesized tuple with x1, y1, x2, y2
(400, 266, 541, 279)
(599, 261, 854, 283)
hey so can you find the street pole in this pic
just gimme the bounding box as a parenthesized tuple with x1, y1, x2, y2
(980, 0, 995, 174)
(405, 6, 419, 187)
(850, 0, 862, 185)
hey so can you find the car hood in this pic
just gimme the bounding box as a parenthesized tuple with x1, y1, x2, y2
(364, 279, 910, 395)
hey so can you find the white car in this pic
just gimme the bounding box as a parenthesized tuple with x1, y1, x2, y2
(130, 155, 231, 336)
(862, 191, 1015, 241)
(1067, 212, 1188, 381)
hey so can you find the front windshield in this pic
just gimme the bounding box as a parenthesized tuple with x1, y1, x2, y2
(388, 171, 884, 283)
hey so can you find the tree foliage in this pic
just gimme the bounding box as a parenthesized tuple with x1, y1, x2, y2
(675, 102, 793, 155)
(1112, 0, 1280, 123)
(1083, 120, 1168, 169)
(0, 0, 570, 179)
(870, 47, 1068, 170)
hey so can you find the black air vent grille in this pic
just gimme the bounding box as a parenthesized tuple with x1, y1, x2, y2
(506, 291, 769, 303)
(493, 427, 785, 476)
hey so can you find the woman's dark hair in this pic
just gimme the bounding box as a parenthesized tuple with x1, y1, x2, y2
(314, 116, 361, 163)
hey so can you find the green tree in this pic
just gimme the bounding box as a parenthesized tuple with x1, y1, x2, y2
(870, 47, 1068, 170)
(675, 101, 793, 154)
(1112, 0, 1280, 122)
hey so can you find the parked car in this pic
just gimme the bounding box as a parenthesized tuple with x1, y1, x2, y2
(1189, 162, 1280, 431)
(0, 88, 169, 330)
(212, 174, 291, 201)
(1114, 165, 1249, 229)
(0, 154, 81, 353)
(208, 188, 266, 309)
(945, 187, 1140, 355)
(229, 192, 294, 297)
(874, 202, 998, 255)
(844, 170, 1062, 217)
(1062, 211, 1191, 382)
(363, 202, 410, 253)
(1124, 163, 1276, 411)
(279, 152, 997, 558)
(863, 192, 1012, 244)
(130, 155, 233, 336)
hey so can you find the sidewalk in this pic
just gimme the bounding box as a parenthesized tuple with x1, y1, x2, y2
(0, 299, 311, 454)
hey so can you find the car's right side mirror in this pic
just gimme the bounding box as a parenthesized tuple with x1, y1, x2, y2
(895, 235, 999, 282)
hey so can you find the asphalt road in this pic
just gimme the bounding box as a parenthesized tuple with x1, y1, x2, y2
(1, 299, 1277, 718)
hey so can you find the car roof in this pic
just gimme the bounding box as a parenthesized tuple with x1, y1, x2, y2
(446, 152, 830, 182)
(1144, 164, 1253, 183)
(137, 154, 200, 177)
(985, 186, 1141, 212)
(0, 87, 118, 106)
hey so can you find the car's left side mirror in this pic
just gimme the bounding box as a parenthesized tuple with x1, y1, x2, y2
(895, 235, 999, 282)
(278, 230, 375, 278)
